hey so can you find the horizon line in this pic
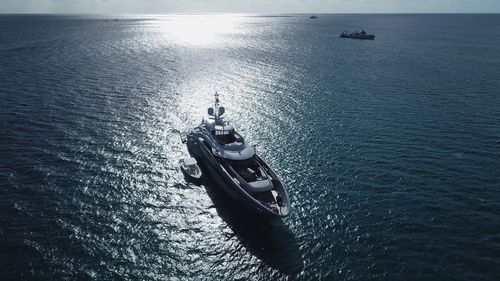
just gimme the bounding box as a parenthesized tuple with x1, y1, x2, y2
(1, 12, 500, 15)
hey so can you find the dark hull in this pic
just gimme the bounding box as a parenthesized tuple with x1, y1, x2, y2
(340, 35, 375, 40)
(340, 32, 375, 40)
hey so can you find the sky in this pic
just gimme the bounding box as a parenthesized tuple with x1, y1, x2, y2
(1, 0, 500, 14)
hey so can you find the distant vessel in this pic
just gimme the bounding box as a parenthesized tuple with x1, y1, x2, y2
(340, 30, 375, 40)
(185, 93, 291, 218)
(310, 15, 318, 19)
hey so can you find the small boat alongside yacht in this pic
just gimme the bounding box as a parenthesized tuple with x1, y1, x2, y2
(179, 157, 203, 183)
(183, 93, 291, 218)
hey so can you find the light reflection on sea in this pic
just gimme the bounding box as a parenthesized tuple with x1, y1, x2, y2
(1, 14, 500, 280)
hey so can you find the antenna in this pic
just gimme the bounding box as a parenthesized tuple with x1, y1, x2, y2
(214, 92, 220, 107)
(214, 92, 221, 120)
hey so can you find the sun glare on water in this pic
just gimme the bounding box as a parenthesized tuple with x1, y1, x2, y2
(157, 14, 244, 47)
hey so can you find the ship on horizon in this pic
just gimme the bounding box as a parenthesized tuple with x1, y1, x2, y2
(340, 30, 375, 40)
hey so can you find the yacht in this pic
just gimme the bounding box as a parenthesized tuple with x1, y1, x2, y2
(185, 93, 291, 218)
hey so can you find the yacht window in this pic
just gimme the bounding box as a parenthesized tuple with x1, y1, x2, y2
(214, 128, 236, 144)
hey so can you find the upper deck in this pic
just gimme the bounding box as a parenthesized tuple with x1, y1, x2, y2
(191, 93, 255, 160)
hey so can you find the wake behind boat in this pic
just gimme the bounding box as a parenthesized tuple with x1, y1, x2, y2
(185, 93, 291, 218)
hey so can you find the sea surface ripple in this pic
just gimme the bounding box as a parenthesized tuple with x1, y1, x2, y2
(1, 14, 500, 280)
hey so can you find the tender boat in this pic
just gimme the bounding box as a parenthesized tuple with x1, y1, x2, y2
(185, 93, 291, 218)
(179, 157, 203, 182)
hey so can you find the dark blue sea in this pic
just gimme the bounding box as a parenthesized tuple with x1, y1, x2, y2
(1, 14, 500, 280)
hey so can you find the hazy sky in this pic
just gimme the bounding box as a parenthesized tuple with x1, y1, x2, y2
(1, 0, 500, 14)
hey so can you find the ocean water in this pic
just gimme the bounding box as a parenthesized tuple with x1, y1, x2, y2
(1, 14, 500, 280)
